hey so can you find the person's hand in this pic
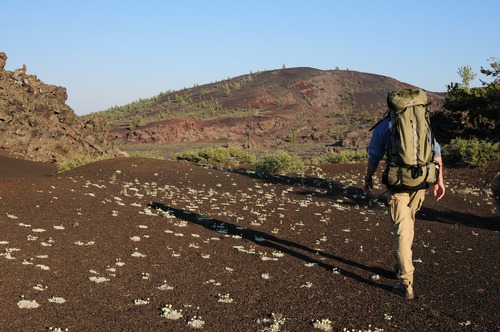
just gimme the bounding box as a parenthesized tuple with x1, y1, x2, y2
(434, 181, 445, 201)
(433, 158, 445, 201)
(363, 180, 373, 196)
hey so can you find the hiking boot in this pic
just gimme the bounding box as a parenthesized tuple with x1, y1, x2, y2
(392, 283, 414, 300)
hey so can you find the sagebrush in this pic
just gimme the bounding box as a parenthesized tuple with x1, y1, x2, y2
(252, 151, 305, 176)
(172, 146, 256, 168)
(58, 155, 112, 172)
(444, 138, 499, 167)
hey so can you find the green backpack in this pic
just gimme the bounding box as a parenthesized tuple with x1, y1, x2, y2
(381, 88, 438, 190)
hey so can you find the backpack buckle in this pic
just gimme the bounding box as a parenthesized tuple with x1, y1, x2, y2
(410, 165, 423, 179)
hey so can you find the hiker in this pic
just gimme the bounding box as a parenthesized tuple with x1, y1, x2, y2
(363, 88, 445, 300)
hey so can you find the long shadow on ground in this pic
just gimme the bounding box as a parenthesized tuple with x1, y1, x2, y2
(149, 202, 393, 292)
(233, 168, 500, 227)
(230, 169, 377, 209)
(418, 207, 500, 232)
(238, 170, 499, 232)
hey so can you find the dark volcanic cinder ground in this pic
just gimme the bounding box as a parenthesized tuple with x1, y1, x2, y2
(0, 155, 498, 331)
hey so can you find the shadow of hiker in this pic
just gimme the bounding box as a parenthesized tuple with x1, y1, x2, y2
(227, 168, 384, 211)
(149, 201, 393, 292)
(418, 207, 500, 232)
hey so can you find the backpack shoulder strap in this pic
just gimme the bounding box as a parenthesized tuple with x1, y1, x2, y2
(369, 109, 390, 131)
(426, 106, 436, 159)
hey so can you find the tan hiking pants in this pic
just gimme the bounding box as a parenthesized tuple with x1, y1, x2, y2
(389, 189, 426, 286)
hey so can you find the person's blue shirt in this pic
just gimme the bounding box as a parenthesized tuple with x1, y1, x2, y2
(367, 117, 441, 166)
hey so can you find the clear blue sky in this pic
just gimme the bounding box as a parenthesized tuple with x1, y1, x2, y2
(2, 0, 498, 115)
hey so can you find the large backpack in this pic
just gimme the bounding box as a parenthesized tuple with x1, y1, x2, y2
(380, 88, 438, 191)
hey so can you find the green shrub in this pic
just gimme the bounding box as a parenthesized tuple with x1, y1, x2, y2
(172, 147, 306, 175)
(172, 146, 256, 168)
(172, 149, 204, 164)
(58, 155, 111, 172)
(286, 131, 297, 143)
(252, 151, 305, 176)
(444, 138, 499, 167)
(321, 149, 368, 164)
(128, 115, 144, 131)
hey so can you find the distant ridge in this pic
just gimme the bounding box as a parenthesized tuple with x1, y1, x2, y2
(100, 67, 445, 150)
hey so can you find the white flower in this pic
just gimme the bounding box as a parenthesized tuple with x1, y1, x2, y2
(131, 251, 146, 258)
(48, 297, 66, 304)
(312, 318, 332, 331)
(89, 276, 110, 283)
(33, 284, 47, 291)
(134, 298, 150, 305)
(217, 293, 234, 303)
(157, 283, 174, 291)
(17, 300, 40, 309)
(36, 264, 50, 270)
(160, 304, 183, 320)
(187, 316, 205, 329)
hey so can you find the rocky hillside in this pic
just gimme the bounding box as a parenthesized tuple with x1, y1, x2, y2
(0, 51, 446, 164)
(102, 67, 445, 150)
(0, 52, 121, 164)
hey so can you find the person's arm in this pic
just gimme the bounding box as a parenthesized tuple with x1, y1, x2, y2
(363, 118, 389, 196)
(363, 162, 378, 195)
(433, 156, 445, 201)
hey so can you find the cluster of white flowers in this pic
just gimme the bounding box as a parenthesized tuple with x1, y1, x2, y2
(312, 318, 333, 331)
(187, 316, 205, 329)
(217, 293, 234, 303)
(134, 298, 150, 306)
(160, 304, 183, 320)
(89, 276, 109, 283)
(33, 284, 47, 291)
(258, 312, 286, 332)
(48, 297, 66, 304)
(17, 299, 40, 309)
